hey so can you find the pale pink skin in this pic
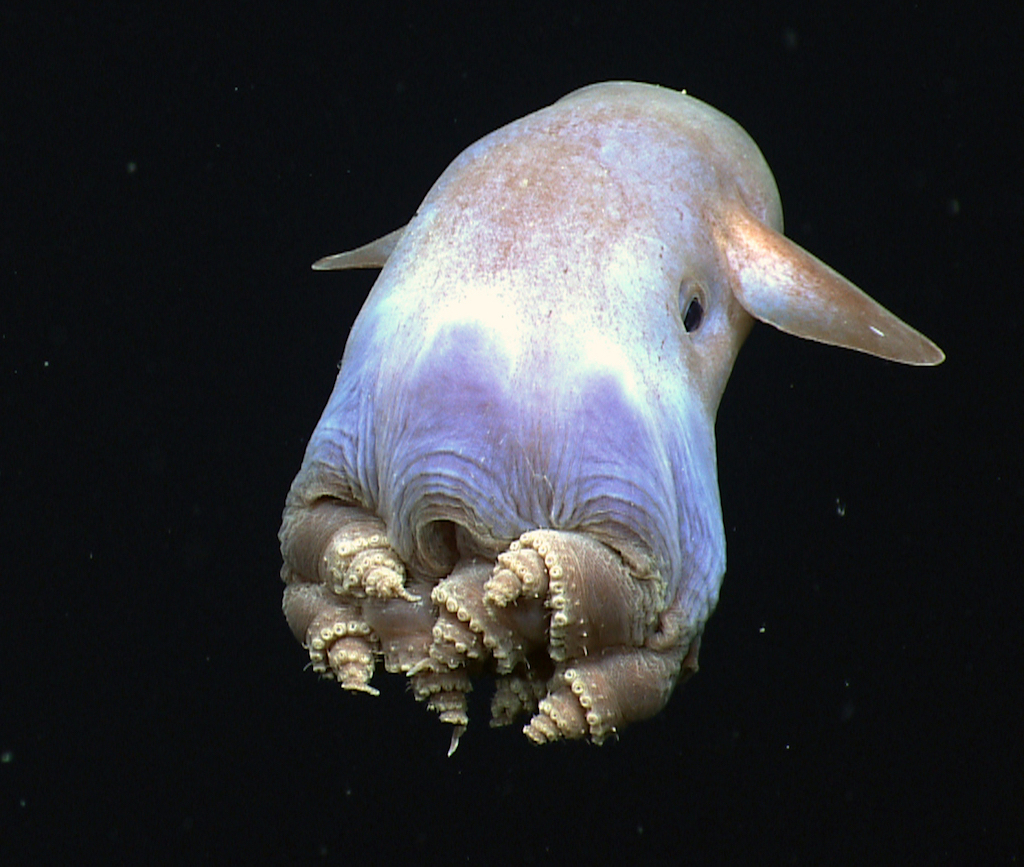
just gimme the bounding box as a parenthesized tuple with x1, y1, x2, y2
(279, 82, 943, 750)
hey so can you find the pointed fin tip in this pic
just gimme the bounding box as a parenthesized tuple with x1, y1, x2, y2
(720, 207, 945, 366)
(311, 225, 407, 271)
(794, 321, 944, 366)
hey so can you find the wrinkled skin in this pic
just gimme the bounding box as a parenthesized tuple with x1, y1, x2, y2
(279, 82, 943, 750)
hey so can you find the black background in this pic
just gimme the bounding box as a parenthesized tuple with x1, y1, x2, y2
(3, 2, 1021, 864)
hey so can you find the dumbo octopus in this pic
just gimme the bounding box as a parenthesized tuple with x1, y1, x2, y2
(279, 82, 943, 751)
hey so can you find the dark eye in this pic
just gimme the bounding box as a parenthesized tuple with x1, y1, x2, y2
(682, 293, 704, 333)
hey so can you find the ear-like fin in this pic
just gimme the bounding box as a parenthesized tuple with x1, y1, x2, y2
(718, 207, 944, 365)
(312, 226, 407, 271)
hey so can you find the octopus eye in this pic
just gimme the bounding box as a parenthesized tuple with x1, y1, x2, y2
(681, 289, 705, 333)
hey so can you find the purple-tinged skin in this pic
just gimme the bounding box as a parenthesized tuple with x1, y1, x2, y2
(279, 82, 943, 751)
